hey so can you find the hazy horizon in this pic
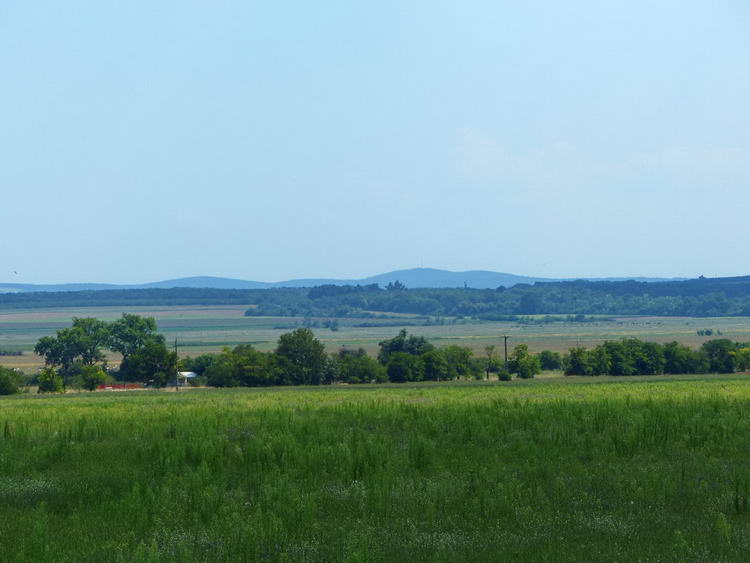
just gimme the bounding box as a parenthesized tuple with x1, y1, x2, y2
(0, 266, 700, 287)
(2, 2, 749, 284)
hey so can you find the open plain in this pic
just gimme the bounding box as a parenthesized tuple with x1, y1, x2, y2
(1, 305, 750, 372)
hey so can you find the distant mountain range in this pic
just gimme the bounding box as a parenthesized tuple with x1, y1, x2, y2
(0, 268, 688, 293)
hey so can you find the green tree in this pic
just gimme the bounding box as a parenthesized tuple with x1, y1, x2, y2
(441, 345, 475, 380)
(588, 347, 610, 376)
(634, 341, 666, 375)
(0, 366, 22, 395)
(508, 344, 529, 374)
(377, 329, 434, 364)
(497, 367, 512, 381)
(702, 339, 737, 373)
(179, 353, 218, 375)
(508, 344, 540, 378)
(75, 364, 107, 391)
(34, 336, 77, 373)
(602, 341, 634, 376)
(663, 341, 705, 374)
(386, 352, 423, 382)
(276, 328, 328, 385)
(120, 339, 178, 387)
(34, 317, 109, 377)
(70, 317, 110, 366)
(334, 348, 386, 384)
(204, 348, 240, 387)
(37, 367, 64, 393)
(538, 350, 562, 371)
(385, 280, 406, 291)
(517, 356, 541, 379)
(422, 349, 449, 381)
(232, 345, 279, 386)
(483, 345, 500, 379)
(563, 347, 590, 376)
(736, 347, 750, 372)
(108, 314, 161, 373)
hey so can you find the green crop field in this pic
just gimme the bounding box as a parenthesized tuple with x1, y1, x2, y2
(3, 377, 750, 561)
(2, 304, 750, 372)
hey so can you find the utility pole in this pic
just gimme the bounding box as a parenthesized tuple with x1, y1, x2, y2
(174, 338, 179, 392)
(502, 335, 510, 370)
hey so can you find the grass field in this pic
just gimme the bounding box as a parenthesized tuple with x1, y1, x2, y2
(1, 305, 750, 372)
(3, 377, 750, 561)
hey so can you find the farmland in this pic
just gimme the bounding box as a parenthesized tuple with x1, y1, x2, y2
(1, 304, 750, 372)
(3, 378, 750, 560)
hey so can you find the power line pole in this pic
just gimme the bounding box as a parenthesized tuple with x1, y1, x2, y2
(174, 338, 179, 391)
(502, 335, 510, 370)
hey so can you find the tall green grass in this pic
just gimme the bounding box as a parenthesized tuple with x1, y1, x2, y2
(2, 379, 750, 561)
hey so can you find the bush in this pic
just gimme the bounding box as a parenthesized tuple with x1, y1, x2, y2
(187, 375, 207, 387)
(563, 347, 591, 376)
(421, 350, 449, 381)
(701, 339, 736, 373)
(37, 367, 64, 393)
(179, 354, 217, 376)
(498, 369, 512, 381)
(72, 365, 108, 391)
(538, 350, 562, 370)
(0, 368, 22, 394)
(386, 352, 424, 382)
(516, 356, 541, 379)
(335, 351, 386, 384)
(0, 366, 22, 395)
(509, 344, 541, 379)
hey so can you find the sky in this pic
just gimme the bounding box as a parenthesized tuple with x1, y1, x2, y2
(1, 1, 749, 284)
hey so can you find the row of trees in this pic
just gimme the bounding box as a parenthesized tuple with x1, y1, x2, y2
(245, 287, 750, 319)
(33, 314, 178, 391)
(176, 334, 750, 388)
(9, 318, 748, 396)
(183, 329, 471, 387)
(4, 275, 750, 318)
(561, 339, 750, 376)
(182, 329, 542, 387)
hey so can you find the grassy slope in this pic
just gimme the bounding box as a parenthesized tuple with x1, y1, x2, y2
(2, 378, 750, 561)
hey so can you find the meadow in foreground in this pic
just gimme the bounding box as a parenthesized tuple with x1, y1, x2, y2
(2, 378, 750, 561)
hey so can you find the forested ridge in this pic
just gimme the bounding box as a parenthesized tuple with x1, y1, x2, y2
(2, 276, 750, 317)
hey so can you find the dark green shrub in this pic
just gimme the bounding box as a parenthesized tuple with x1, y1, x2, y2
(187, 376, 207, 387)
(0, 366, 22, 395)
(386, 352, 423, 382)
(37, 367, 64, 393)
(538, 350, 562, 370)
(74, 365, 107, 391)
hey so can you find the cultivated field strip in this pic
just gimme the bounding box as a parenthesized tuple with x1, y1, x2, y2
(2, 305, 750, 371)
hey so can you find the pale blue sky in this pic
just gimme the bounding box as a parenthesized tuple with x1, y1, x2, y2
(1, 1, 748, 283)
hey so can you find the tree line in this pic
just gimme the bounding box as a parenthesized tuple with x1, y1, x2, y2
(180, 332, 750, 387)
(180, 328, 537, 387)
(4, 275, 750, 317)
(244, 280, 750, 318)
(560, 338, 750, 376)
(2, 316, 749, 396)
